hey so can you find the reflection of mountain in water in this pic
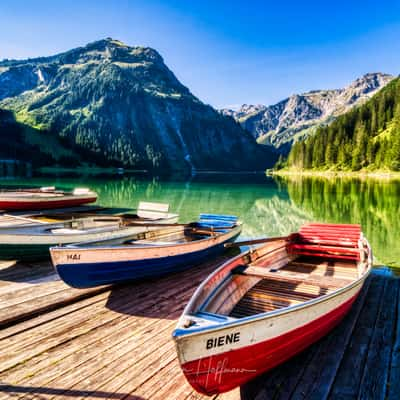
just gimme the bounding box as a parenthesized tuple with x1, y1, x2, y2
(285, 177, 400, 268)
(243, 196, 312, 238)
(6, 174, 397, 268)
(88, 176, 312, 238)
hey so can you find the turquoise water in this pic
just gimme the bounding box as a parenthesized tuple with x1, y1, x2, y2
(2, 174, 399, 270)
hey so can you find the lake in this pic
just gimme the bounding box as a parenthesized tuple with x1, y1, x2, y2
(2, 173, 399, 270)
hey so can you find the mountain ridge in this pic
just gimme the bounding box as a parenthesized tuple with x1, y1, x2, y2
(0, 38, 276, 172)
(222, 72, 394, 154)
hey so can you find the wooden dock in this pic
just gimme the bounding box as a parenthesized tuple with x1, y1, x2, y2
(0, 257, 398, 400)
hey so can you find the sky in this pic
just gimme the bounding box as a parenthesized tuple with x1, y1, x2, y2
(1, 0, 400, 108)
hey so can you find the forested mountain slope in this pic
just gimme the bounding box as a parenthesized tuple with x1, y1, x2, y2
(0, 38, 276, 171)
(287, 77, 400, 171)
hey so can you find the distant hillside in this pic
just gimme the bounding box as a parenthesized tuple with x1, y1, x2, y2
(287, 77, 400, 171)
(0, 108, 80, 166)
(0, 38, 276, 172)
(222, 73, 393, 154)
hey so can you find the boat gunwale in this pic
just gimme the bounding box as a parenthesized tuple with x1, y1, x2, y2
(50, 223, 243, 252)
(0, 194, 97, 202)
(0, 213, 181, 236)
(173, 238, 372, 339)
(0, 217, 125, 236)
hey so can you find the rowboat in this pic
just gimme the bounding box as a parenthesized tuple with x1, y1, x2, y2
(0, 187, 97, 210)
(50, 214, 242, 288)
(173, 223, 372, 395)
(0, 201, 178, 228)
(0, 203, 178, 261)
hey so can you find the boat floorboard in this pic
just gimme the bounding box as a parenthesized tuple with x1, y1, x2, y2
(0, 256, 398, 400)
(230, 258, 359, 318)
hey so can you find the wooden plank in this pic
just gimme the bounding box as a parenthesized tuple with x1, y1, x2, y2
(0, 280, 67, 308)
(387, 277, 400, 400)
(0, 257, 226, 399)
(0, 254, 397, 400)
(328, 275, 387, 399)
(0, 284, 111, 329)
(138, 201, 169, 213)
(357, 277, 398, 400)
(240, 343, 320, 400)
(0, 264, 211, 373)
(1, 310, 173, 388)
(137, 201, 169, 219)
(0, 261, 54, 283)
(0, 273, 57, 295)
(287, 277, 371, 400)
(16, 326, 178, 400)
(240, 266, 354, 289)
(0, 290, 110, 341)
(1, 307, 186, 397)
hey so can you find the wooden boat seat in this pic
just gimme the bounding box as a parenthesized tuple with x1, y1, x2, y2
(236, 266, 353, 290)
(136, 201, 170, 220)
(287, 223, 362, 261)
(229, 278, 326, 318)
(284, 259, 358, 279)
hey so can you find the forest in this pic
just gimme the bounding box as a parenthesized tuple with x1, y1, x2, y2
(286, 77, 400, 171)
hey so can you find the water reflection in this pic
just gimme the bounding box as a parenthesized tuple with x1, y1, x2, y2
(283, 176, 400, 268)
(3, 173, 399, 269)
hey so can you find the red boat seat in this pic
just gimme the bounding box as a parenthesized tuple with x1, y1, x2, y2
(287, 223, 361, 261)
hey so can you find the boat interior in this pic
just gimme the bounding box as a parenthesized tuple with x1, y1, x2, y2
(191, 224, 370, 321)
(68, 213, 239, 247)
(0, 216, 125, 235)
(71, 224, 226, 248)
(0, 202, 175, 228)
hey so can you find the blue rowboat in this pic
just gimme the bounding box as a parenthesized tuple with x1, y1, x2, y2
(50, 214, 242, 288)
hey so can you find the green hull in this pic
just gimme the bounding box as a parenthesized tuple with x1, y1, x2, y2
(0, 243, 53, 261)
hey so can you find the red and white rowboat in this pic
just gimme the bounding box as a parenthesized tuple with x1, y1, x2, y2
(173, 223, 372, 395)
(0, 187, 97, 210)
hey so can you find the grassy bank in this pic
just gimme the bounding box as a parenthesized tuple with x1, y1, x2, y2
(269, 169, 400, 180)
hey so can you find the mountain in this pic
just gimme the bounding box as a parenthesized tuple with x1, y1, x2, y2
(0, 38, 276, 172)
(287, 76, 400, 171)
(222, 73, 394, 154)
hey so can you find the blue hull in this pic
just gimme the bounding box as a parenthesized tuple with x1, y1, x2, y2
(56, 234, 240, 288)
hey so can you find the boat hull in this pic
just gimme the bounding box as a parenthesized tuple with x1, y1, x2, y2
(0, 243, 52, 261)
(175, 280, 364, 395)
(54, 233, 240, 288)
(0, 196, 97, 211)
(0, 226, 160, 261)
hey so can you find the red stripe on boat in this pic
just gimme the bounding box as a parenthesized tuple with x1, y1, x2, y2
(0, 197, 97, 211)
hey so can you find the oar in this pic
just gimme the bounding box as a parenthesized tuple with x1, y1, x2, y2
(225, 235, 289, 248)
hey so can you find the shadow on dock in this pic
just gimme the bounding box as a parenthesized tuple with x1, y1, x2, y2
(0, 260, 55, 283)
(104, 256, 228, 320)
(0, 384, 144, 399)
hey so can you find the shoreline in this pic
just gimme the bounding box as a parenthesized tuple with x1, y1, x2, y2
(269, 169, 400, 180)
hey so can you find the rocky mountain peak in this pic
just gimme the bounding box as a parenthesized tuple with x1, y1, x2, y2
(0, 39, 275, 172)
(71, 38, 164, 65)
(338, 72, 394, 105)
(222, 72, 394, 154)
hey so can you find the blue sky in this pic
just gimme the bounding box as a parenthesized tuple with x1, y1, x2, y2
(1, 0, 400, 108)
